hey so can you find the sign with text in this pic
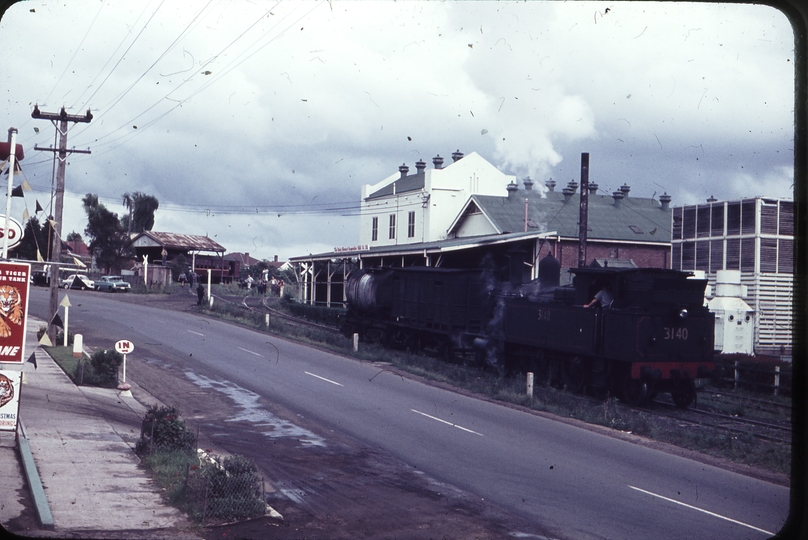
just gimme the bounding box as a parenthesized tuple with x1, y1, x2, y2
(0, 262, 30, 364)
(114, 340, 134, 355)
(0, 370, 22, 432)
(0, 215, 23, 250)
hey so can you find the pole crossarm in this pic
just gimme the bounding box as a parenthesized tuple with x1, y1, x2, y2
(31, 105, 93, 124)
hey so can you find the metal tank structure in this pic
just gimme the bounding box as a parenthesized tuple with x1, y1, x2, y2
(708, 270, 755, 354)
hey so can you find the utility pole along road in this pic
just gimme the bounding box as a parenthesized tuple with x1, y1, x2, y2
(29, 289, 791, 540)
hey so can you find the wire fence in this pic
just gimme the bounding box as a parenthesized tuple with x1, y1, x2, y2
(183, 452, 266, 524)
(713, 357, 792, 397)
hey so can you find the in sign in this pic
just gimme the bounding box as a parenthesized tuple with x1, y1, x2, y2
(115, 340, 134, 354)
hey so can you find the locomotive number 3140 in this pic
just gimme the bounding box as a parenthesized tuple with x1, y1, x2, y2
(663, 327, 689, 340)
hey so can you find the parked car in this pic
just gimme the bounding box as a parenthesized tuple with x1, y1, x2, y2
(31, 271, 50, 287)
(95, 276, 131, 292)
(61, 274, 95, 290)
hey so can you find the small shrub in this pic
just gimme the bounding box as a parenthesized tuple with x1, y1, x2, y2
(36, 326, 75, 346)
(136, 405, 197, 456)
(89, 349, 123, 387)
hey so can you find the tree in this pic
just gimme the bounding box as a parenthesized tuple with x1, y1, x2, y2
(83, 194, 131, 273)
(12, 217, 49, 261)
(66, 231, 82, 243)
(122, 192, 159, 234)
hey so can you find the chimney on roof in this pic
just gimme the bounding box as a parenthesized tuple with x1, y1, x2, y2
(523, 177, 534, 191)
(506, 181, 519, 196)
(399, 163, 409, 178)
(545, 179, 556, 192)
(415, 159, 426, 173)
(588, 182, 598, 194)
(567, 180, 578, 193)
(619, 184, 630, 198)
(432, 155, 444, 169)
(659, 192, 672, 211)
(274, 255, 279, 262)
(245, 252, 249, 263)
(562, 185, 576, 202)
(451, 149, 464, 162)
(707, 195, 718, 203)
(612, 190, 624, 208)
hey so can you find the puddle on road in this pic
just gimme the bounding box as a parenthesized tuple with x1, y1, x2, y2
(184, 371, 326, 447)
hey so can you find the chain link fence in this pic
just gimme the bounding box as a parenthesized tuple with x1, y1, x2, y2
(183, 452, 266, 524)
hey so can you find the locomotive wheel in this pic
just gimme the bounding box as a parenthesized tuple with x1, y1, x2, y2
(622, 379, 649, 407)
(562, 357, 587, 394)
(671, 383, 697, 409)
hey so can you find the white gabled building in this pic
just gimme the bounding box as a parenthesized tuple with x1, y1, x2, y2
(359, 150, 515, 247)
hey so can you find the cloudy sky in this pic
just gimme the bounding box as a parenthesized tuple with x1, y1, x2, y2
(0, 0, 795, 261)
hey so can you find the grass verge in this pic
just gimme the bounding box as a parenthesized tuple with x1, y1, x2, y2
(46, 345, 120, 387)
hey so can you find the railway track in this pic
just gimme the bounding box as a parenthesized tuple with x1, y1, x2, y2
(651, 398, 792, 445)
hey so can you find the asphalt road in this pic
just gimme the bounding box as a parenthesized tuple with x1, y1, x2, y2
(27, 288, 792, 539)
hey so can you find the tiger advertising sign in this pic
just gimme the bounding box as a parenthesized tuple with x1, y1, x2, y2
(0, 262, 30, 364)
(0, 370, 21, 432)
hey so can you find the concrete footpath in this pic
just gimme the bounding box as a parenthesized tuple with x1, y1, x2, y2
(0, 322, 203, 539)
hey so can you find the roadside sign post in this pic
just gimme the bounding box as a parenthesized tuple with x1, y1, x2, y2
(114, 339, 134, 397)
(60, 296, 71, 346)
(0, 370, 22, 441)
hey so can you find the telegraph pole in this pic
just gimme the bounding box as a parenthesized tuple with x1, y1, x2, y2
(577, 152, 589, 269)
(31, 105, 92, 343)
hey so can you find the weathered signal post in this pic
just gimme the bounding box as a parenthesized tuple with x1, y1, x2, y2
(31, 106, 92, 343)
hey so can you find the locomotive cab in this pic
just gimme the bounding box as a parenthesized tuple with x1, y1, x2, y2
(571, 267, 715, 407)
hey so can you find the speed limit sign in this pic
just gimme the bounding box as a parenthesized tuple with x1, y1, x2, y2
(114, 340, 134, 354)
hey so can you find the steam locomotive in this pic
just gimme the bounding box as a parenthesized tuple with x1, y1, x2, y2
(342, 253, 715, 408)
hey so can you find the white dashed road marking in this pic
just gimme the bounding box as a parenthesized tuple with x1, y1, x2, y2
(305, 371, 343, 386)
(411, 409, 483, 436)
(628, 485, 774, 536)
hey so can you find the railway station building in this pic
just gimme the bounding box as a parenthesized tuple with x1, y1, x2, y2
(130, 231, 234, 283)
(290, 151, 674, 309)
(670, 197, 794, 358)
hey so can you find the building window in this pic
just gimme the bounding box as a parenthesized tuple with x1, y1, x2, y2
(408, 211, 416, 238)
(389, 214, 396, 240)
(371, 217, 378, 242)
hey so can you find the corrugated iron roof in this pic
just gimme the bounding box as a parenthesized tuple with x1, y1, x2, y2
(465, 190, 671, 243)
(132, 231, 225, 252)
